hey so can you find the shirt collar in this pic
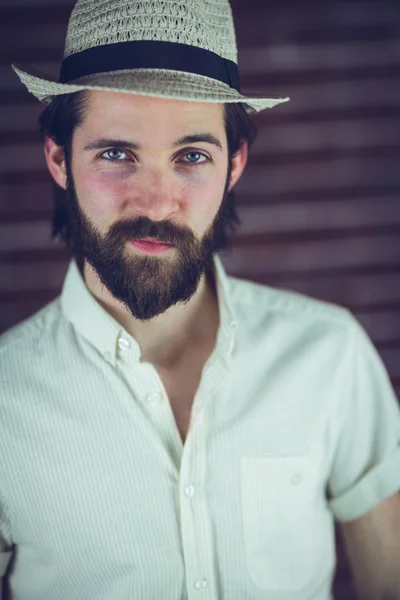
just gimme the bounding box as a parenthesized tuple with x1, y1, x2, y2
(60, 253, 237, 367)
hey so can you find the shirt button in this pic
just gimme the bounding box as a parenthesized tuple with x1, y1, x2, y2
(146, 391, 163, 403)
(291, 474, 303, 485)
(184, 484, 195, 497)
(194, 579, 207, 590)
(118, 338, 131, 350)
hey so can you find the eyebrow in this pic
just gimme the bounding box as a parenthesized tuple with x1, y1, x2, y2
(83, 133, 223, 152)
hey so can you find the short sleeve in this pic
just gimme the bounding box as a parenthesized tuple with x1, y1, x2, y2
(327, 315, 400, 523)
(0, 491, 13, 577)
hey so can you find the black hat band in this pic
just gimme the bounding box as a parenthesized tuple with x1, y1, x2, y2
(60, 40, 241, 92)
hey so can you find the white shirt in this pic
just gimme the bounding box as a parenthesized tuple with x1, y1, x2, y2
(0, 253, 399, 600)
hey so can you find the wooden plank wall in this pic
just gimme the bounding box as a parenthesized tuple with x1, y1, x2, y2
(1, 1, 399, 599)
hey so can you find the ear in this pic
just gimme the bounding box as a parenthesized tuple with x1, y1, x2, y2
(228, 140, 249, 192)
(44, 135, 67, 190)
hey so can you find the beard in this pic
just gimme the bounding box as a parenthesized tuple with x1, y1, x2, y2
(56, 156, 240, 321)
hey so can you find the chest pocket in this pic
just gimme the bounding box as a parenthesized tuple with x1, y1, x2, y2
(240, 454, 328, 592)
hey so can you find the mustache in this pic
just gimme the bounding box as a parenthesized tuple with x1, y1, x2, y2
(109, 216, 195, 247)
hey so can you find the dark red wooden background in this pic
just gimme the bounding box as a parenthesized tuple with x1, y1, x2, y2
(1, 1, 400, 598)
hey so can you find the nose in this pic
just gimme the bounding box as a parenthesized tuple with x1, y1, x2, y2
(130, 166, 180, 221)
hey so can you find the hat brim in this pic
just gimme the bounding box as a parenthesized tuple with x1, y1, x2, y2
(12, 63, 289, 113)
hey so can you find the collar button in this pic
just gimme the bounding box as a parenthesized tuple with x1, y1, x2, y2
(118, 338, 131, 350)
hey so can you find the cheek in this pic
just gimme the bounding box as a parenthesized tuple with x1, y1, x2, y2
(186, 171, 227, 209)
(73, 170, 129, 215)
(181, 173, 227, 231)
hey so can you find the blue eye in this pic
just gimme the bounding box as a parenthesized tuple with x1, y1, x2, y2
(182, 151, 208, 164)
(102, 149, 128, 161)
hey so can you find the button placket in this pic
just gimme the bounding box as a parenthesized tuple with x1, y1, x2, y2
(194, 578, 208, 590)
(184, 484, 195, 498)
(178, 409, 218, 599)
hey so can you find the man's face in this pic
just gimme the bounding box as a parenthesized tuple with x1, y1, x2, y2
(64, 91, 240, 321)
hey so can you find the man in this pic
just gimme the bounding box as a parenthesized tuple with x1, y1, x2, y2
(1, 1, 399, 599)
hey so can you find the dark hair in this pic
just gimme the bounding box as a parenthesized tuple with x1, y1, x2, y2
(38, 91, 258, 246)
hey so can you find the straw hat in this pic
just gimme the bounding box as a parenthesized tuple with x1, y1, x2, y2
(12, 0, 289, 113)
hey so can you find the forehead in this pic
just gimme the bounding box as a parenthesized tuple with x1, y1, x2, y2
(80, 90, 225, 136)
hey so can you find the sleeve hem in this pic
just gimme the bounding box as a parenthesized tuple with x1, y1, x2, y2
(328, 446, 400, 523)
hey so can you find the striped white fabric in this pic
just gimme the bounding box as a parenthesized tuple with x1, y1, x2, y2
(0, 253, 399, 600)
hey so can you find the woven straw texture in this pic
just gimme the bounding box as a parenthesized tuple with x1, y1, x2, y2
(11, 0, 290, 112)
(65, 0, 238, 63)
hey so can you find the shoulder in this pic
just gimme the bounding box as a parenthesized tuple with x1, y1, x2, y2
(229, 274, 354, 327)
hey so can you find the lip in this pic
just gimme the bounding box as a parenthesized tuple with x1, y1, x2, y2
(129, 238, 175, 254)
